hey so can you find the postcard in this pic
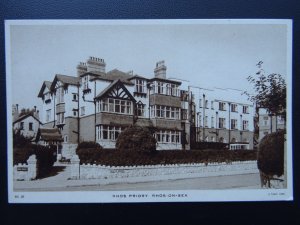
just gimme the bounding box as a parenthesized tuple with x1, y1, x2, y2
(6, 19, 293, 203)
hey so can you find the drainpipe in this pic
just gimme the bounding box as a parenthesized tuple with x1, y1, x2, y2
(202, 94, 205, 141)
(228, 102, 231, 145)
(77, 83, 80, 144)
(216, 111, 218, 142)
(94, 81, 96, 142)
(53, 91, 56, 127)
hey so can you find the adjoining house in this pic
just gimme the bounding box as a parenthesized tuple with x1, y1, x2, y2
(37, 56, 255, 159)
(258, 108, 285, 141)
(12, 105, 42, 140)
(34, 128, 64, 159)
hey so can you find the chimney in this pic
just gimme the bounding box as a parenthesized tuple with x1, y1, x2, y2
(36, 110, 40, 120)
(86, 56, 106, 73)
(154, 60, 167, 79)
(12, 104, 19, 121)
(76, 62, 87, 77)
(127, 70, 133, 76)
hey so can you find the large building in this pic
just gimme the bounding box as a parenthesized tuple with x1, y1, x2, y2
(37, 57, 254, 159)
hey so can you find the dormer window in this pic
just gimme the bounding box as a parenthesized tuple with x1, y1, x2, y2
(157, 82, 164, 94)
(45, 93, 51, 104)
(135, 79, 146, 93)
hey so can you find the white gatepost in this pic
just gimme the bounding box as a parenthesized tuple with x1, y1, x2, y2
(27, 154, 37, 180)
(70, 154, 80, 179)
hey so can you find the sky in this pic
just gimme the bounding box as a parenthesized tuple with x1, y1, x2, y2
(7, 20, 290, 113)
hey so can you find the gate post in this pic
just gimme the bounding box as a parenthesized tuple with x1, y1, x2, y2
(27, 154, 37, 180)
(70, 154, 80, 179)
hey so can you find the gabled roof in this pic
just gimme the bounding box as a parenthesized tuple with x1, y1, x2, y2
(35, 128, 63, 142)
(13, 113, 42, 125)
(127, 74, 149, 81)
(94, 79, 136, 103)
(89, 69, 134, 85)
(50, 74, 80, 90)
(149, 77, 182, 85)
(38, 81, 52, 98)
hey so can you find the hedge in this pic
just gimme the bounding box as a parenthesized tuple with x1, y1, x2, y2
(14, 144, 57, 178)
(257, 130, 285, 177)
(76, 148, 257, 166)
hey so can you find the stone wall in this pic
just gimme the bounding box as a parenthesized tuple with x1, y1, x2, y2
(70, 156, 258, 181)
(13, 155, 37, 181)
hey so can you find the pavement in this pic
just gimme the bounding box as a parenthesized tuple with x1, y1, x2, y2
(13, 163, 261, 191)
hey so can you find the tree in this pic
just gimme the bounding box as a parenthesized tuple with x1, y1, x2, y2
(244, 61, 286, 119)
(116, 125, 157, 153)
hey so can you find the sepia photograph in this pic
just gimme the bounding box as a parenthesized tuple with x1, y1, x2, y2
(5, 19, 293, 203)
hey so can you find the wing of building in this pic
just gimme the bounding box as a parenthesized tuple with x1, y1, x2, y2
(37, 57, 255, 159)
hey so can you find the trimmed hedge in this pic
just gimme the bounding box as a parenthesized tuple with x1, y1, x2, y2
(257, 130, 285, 177)
(77, 141, 102, 149)
(76, 148, 257, 166)
(191, 142, 229, 150)
(116, 125, 157, 153)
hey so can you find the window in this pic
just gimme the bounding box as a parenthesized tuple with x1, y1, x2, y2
(243, 106, 249, 114)
(211, 101, 214, 109)
(151, 105, 180, 119)
(57, 87, 64, 104)
(46, 109, 51, 122)
(219, 102, 226, 111)
(204, 116, 208, 127)
(99, 98, 132, 115)
(80, 106, 85, 116)
(199, 99, 202, 108)
(243, 120, 249, 130)
(219, 117, 226, 128)
(231, 119, 237, 129)
(211, 117, 215, 128)
(157, 82, 164, 94)
(137, 103, 145, 117)
(204, 100, 208, 109)
(64, 135, 68, 143)
(96, 125, 122, 141)
(83, 75, 88, 90)
(231, 104, 238, 112)
(156, 130, 181, 144)
(29, 122, 33, 131)
(263, 116, 269, 126)
(135, 79, 146, 93)
(170, 84, 176, 96)
(20, 122, 24, 130)
(73, 111, 77, 117)
(45, 93, 51, 104)
(57, 113, 65, 124)
(73, 93, 78, 101)
(181, 109, 188, 120)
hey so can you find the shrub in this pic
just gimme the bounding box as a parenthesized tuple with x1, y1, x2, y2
(257, 130, 285, 177)
(116, 125, 157, 153)
(76, 141, 103, 164)
(33, 144, 57, 178)
(13, 129, 32, 148)
(13, 143, 56, 178)
(77, 141, 102, 150)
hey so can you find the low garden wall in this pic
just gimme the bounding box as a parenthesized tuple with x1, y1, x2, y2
(13, 155, 37, 181)
(70, 155, 258, 181)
